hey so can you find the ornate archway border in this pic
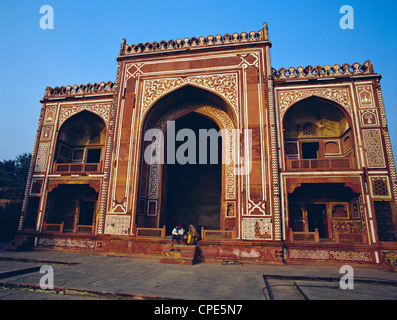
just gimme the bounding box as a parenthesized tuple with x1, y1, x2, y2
(58, 103, 112, 128)
(277, 87, 352, 118)
(140, 73, 239, 119)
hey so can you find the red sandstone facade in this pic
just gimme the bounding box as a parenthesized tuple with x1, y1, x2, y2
(13, 23, 397, 265)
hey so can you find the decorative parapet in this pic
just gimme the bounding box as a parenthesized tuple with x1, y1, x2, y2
(273, 60, 376, 81)
(43, 81, 115, 99)
(121, 30, 265, 56)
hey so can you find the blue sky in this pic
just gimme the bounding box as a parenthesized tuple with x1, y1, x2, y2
(0, 0, 396, 160)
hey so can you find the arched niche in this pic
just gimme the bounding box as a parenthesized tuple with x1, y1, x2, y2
(53, 111, 107, 173)
(282, 96, 355, 163)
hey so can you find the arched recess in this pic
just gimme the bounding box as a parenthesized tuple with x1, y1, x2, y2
(135, 85, 238, 234)
(53, 110, 107, 174)
(44, 184, 98, 234)
(287, 182, 367, 241)
(282, 96, 356, 169)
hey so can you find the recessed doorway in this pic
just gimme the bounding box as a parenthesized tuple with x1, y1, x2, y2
(162, 112, 222, 233)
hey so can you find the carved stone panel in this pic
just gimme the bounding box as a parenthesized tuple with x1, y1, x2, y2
(104, 215, 131, 235)
(362, 129, 386, 168)
(242, 218, 272, 240)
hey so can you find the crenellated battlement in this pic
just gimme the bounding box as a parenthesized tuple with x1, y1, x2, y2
(120, 29, 267, 56)
(43, 81, 115, 99)
(273, 60, 376, 81)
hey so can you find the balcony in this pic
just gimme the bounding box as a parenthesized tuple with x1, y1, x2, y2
(286, 157, 355, 171)
(53, 162, 102, 174)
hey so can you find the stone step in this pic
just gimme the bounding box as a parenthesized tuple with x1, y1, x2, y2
(3, 245, 19, 251)
(381, 250, 397, 272)
(162, 245, 196, 253)
(160, 245, 198, 265)
(162, 249, 196, 259)
(4, 235, 35, 251)
(159, 257, 196, 265)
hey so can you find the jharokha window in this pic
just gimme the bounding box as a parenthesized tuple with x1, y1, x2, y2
(283, 97, 355, 171)
(53, 111, 106, 174)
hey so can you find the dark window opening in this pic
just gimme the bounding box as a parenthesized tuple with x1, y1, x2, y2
(86, 149, 101, 163)
(302, 142, 319, 159)
(79, 201, 95, 226)
(374, 201, 396, 241)
(307, 203, 327, 238)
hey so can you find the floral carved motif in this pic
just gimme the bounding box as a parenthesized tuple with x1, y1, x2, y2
(360, 109, 379, 127)
(59, 104, 112, 127)
(356, 85, 375, 108)
(141, 74, 239, 117)
(104, 215, 130, 235)
(277, 88, 352, 117)
(242, 218, 272, 240)
(40, 126, 53, 141)
(44, 106, 56, 125)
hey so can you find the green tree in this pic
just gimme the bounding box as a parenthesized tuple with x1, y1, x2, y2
(0, 153, 31, 241)
(0, 153, 31, 189)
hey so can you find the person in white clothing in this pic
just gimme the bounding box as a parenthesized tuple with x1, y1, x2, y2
(172, 222, 184, 245)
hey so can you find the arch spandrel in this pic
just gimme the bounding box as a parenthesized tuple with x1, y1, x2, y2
(58, 104, 112, 128)
(277, 88, 352, 119)
(282, 96, 353, 140)
(140, 74, 239, 123)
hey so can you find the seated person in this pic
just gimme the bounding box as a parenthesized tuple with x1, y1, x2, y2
(187, 224, 199, 245)
(172, 223, 184, 245)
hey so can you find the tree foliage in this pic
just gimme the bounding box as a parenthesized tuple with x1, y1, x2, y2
(0, 153, 31, 189)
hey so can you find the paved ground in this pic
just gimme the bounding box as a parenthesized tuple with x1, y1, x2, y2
(0, 243, 396, 303)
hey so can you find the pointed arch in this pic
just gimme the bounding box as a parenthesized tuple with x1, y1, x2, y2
(135, 85, 239, 233)
(278, 87, 352, 119)
(58, 104, 111, 128)
(53, 110, 107, 174)
(282, 95, 356, 170)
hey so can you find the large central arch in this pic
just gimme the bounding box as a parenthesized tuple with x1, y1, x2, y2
(136, 85, 238, 234)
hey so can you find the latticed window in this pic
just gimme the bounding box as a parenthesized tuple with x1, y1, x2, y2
(302, 122, 317, 136)
(372, 178, 389, 197)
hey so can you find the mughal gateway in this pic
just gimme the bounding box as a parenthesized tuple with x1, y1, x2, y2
(8, 23, 397, 266)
